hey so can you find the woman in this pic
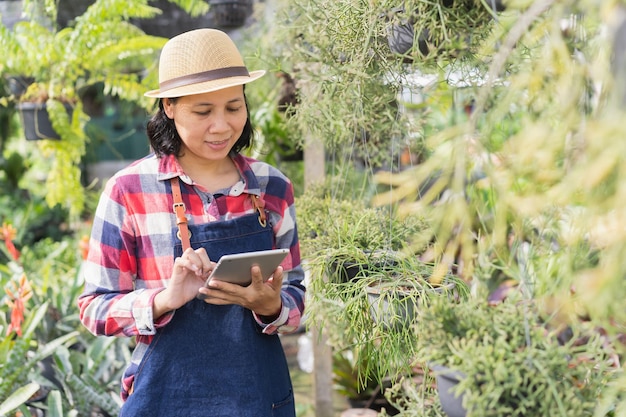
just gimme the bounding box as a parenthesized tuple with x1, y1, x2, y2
(78, 28, 305, 417)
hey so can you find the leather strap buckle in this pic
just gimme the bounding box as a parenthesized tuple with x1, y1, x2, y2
(171, 177, 191, 251)
(251, 194, 267, 227)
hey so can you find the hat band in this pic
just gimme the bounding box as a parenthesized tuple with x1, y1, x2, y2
(159, 66, 250, 93)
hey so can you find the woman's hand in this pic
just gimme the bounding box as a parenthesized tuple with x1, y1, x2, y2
(153, 247, 214, 318)
(198, 265, 284, 318)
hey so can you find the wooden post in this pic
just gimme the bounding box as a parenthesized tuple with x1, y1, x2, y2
(304, 138, 325, 188)
(305, 140, 334, 417)
(301, 79, 333, 417)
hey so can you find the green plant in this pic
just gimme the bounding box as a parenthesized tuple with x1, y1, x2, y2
(249, 81, 302, 165)
(0, 0, 207, 217)
(332, 347, 381, 403)
(0, 202, 128, 416)
(32, 336, 132, 416)
(0, 301, 79, 415)
(18, 237, 88, 343)
(296, 177, 430, 276)
(265, 0, 626, 414)
(414, 295, 617, 416)
(296, 175, 464, 408)
(309, 256, 468, 403)
(0, 382, 40, 417)
(269, 0, 504, 172)
(370, 2, 626, 411)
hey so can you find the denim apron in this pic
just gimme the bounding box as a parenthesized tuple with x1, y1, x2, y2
(120, 183, 295, 417)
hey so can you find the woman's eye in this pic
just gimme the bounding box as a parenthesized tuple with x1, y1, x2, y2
(193, 107, 241, 115)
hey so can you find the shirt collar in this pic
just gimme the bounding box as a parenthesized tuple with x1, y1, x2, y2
(156, 153, 261, 197)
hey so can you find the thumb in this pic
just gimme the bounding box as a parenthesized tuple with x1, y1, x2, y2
(270, 266, 284, 289)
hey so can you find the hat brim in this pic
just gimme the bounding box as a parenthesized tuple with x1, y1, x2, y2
(144, 70, 266, 98)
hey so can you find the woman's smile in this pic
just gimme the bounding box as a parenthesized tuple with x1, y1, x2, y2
(205, 138, 231, 149)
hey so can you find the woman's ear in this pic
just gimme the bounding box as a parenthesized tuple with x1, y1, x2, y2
(162, 98, 175, 119)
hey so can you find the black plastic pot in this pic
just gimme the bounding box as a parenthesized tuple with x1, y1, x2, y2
(387, 23, 451, 61)
(386, 0, 505, 60)
(388, 22, 415, 55)
(439, 0, 505, 11)
(209, 0, 253, 29)
(328, 252, 399, 283)
(489, 0, 506, 12)
(6, 76, 35, 98)
(17, 101, 72, 141)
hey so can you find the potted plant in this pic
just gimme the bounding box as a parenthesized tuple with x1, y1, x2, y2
(1, 0, 166, 137)
(385, 1, 506, 61)
(306, 254, 468, 415)
(296, 176, 430, 283)
(364, 257, 462, 330)
(413, 294, 617, 417)
(266, 0, 626, 413)
(0, 202, 132, 415)
(297, 178, 471, 412)
(0, 0, 203, 216)
(208, 0, 254, 29)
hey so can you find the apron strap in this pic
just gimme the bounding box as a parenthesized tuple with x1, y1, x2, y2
(171, 177, 191, 251)
(251, 194, 267, 227)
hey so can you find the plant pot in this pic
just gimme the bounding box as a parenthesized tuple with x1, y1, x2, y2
(209, 0, 253, 28)
(346, 387, 400, 415)
(278, 142, 304, 161)
(487, 0, 506, 12)
(385, 6, 430, 60)
(328, 251, 400, 283)
(17, 101, 73, 141)
(387, 22, 415, 55)
(430, 364, 467, 417)
(6, 75, 35, 98)
(328, 259, 368, 282)
(387, 23, 446, 61)
(438, 0, 505, 11)
(366, 281, 455, 329)
(366, 284, 417, 329)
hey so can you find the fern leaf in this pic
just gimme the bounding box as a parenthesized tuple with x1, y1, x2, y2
(168, 0, 210, 16)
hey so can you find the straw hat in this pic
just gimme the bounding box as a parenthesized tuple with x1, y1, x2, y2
(145, 28, 265, 98)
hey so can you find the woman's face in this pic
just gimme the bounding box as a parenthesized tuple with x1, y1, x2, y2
(163, 85, 247, 162)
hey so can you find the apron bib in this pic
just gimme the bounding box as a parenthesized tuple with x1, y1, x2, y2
(120, 190, 295, 417)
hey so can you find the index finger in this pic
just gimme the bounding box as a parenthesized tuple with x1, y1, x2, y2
(193, 248, 213, 275)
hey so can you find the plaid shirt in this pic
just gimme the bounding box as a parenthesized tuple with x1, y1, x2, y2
(78, 153, 305, 400)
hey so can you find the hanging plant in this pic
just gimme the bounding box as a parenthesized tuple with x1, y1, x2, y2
(385, 0, 505, 63)
(0, 0, 209, 217)
(208, 0, 254, 29)
(16, 100, 75, 141)
(415, 296, 617, 416)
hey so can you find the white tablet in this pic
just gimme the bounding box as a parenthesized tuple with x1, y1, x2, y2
(205, 248, 289, 287)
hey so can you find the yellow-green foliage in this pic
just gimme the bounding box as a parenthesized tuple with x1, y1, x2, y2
(275, 0, 626, 413)
(38, 100, 88, 217)
(0, 0, 209, 216)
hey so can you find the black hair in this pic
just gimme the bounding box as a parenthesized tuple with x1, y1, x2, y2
(147, 91, 255, 157)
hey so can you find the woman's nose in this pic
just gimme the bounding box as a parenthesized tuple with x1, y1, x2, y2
(208, 113, 230, 133)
